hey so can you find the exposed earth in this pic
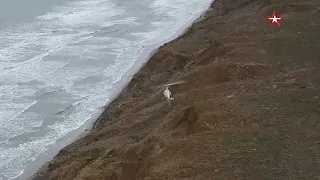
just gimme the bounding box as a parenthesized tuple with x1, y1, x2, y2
(32, 0, 320, 179)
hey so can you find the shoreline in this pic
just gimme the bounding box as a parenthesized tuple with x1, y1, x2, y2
(16, 2, 213, 180)
(29, 0, 320, 179)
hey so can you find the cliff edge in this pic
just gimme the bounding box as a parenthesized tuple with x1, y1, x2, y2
(32, 0, 320, 179)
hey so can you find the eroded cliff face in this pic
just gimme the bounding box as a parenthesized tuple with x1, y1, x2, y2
(32, 0, 320, 179)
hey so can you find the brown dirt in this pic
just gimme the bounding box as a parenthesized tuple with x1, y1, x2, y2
(31, 0, 320, 179)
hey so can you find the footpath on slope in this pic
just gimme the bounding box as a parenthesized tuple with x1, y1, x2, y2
(32, 0, 320, 179)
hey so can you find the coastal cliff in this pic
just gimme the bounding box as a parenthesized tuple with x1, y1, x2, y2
(32, 0, 320, 179)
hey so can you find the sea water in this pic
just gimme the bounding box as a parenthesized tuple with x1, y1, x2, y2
(0, 0, 212, 179)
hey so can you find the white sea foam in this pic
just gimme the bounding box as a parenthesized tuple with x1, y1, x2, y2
(0, 131, 57, 179)
(38, 0, 124, 27)
(0, 60, 69, 83)
(0, 111, 42, 141)
(0, 101, 37, 124)
(0, 102, 38, 143)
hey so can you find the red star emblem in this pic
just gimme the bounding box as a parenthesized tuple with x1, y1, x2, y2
(267, 11, 282, 26)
